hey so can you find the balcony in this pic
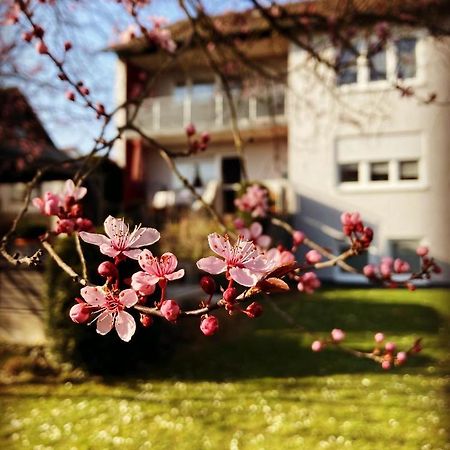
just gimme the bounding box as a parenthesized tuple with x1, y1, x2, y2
(134, 85, 286, 135)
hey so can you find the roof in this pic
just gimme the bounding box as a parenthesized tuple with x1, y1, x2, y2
(111, 0, 449, 56)
(0, 87, 71, 182)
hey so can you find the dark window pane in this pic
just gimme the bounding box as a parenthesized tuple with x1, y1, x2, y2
(370, 162, 389, 181)
(391, 239, 420, 272)
(400, 160, 419, 180)
(369, 49, 387, 81)
(339, 163, 359, 182)
(337, 49, 358, 85)
(223, 190, 236, 213)
(222, 158, 241, 184)
(396, 38, 417, 79)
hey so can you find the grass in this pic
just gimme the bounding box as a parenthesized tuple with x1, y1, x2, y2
(0, 288, 448, 450)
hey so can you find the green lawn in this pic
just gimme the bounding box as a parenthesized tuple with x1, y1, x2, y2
(1, 288, 449, 450)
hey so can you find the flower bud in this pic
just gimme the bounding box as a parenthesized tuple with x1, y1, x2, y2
(200, 315, 219, 336)
(305, 250, 322, 264)
(223, 287, 238, 303)
(363, 264, 376, 278)
(374, 332, 385, 343)
(200, 276, 216, 295)
(97, 261, 118, 279)
(200, 131, 210, 144)
(160, 300, 180, 322)
(292, 230, 305, 246)
(385, 342, 396, 353)
(396, 351, 407, 365)
(140, 314, 153, 327)
(65, 90, 75, 101)
(416, 245, 429, 257)
(36, 41, 48, 54)
(55, 218, 74, 235)
(64, 41, 72, 51)
(69, 303, 90, 324)
(311, 340, 323, 352)
(381, 360, 391, 370)
(185, 123, 196, 137)
(244, 301, 263, 319)
(331, 328, 345, 342)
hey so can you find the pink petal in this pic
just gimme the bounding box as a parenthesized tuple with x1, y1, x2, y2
(80, 286, 106, 306)
(138, 249, 156, 273)
(79, 232, 110, 246)
(104, 215, 127, 243)
(240, 228, 251, 241)
(132, 228, 160, 247)
(99, 243, 121, 258)
(123, 249, 142, 259)
(229, 267, 260, 287)
(249, 222, 263, 238)
(119, 289, 138, 308)
(160, 252, 178, 273)
(245, 255, 269, 272)
(32, 197, 44, 212)
(165, 268, 185, 281)
(96, 311, 114, 335)
(208, 233, 231, 258)
(64, 179, 75, 197)
(256, 235, 271, 249)
(197, 256, 227, 274)
(115, 311, 136, 342)
(74, 186, 87, 200)
(131, 271, 157, 294)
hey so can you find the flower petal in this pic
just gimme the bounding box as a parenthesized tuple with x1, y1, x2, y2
(131, 271, 158, 294)
(160, 252, 178, 274)
(119, 289, 138, 308)
(197, 256, 227, 274)
(79, 232, 110, 246)
(122, 249, 142, 259)
(132, 227, 161, 247)
(74, 186, 87, 200)
(138, 249, 156, 273)
(104, 215, 127, 243)
(256, 235, 271, 249)
(115, 310, 136, 342)
(64, 179, 75, 197)
(80, 286, 106, 306)
(229, 267, 260, 287)
(207, 233, 231, 258)
(96, 311, 114, 335)
(245, 255, 269, 272)
(165, 269, 185, 281)
(99, 243, 121, 258)
(249, 221, 263, 238)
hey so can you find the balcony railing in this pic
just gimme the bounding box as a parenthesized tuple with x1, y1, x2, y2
(135, 86, 286, 133)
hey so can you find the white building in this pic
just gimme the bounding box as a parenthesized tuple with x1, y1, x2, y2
(112, 2, 450, 283)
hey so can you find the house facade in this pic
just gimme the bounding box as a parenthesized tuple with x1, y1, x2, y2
(113, 4, 450, 283)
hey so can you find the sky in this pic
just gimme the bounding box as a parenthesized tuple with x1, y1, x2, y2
(0, 0, 254, 156)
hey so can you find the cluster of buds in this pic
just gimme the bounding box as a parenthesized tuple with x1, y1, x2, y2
(297, 272, 321, 294)
(372, 333, 421, 370)
(234, 184, 270, 218)
(363, 256, 410, 281)
(311, 328, 346, 352)
(340, 212, 373, 251)
(417, 246, 441, 278)
(185, 123, 211, 153)
(32, 180, 93, 235)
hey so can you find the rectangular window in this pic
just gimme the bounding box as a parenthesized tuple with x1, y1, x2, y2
(370, 162, 389, 181)
(399, 160, 419, 180)
(337, 48, 358, 85)
(339, 163, 359, 182)
(391, 239, 420, 272)
(396, 38, 417, 79)
(369, 47, 387, 81)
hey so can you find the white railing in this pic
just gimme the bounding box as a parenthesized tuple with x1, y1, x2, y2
(135, 85, 286, 133)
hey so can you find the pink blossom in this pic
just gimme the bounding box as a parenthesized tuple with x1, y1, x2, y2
(79, 215, 160, 260)
(132, 250, 185, 291)
(381, 360, 391, 370)
(311, 340, 324, 352)
(197, 233, 270, 287)
(292, 230, 305, 246)
(396, 351, 407, 364)
(240, 222, 271, 249)
(63, 179, 87, 202)
(416, 246, 429, 257)
(78, 286, 138, 342)
(200, 315, 219, 336)
(160, 300, 180, 322)
(331, 328, 345, 342)
(374, 332, 385, 343)
(297, 272, 321, 294)
(234, 184, 269, 218)
(385, 342, 396, 352)
(55, 218, 75, 235)
(244, 301, 263, 318)
(393, 258, 410, 273)
(305, 250, 322, 264)
(32, 192, 60, 216)
(379, 257, 393, 278)
(363, 264, 377, 278)
(265, 248, 295, 268)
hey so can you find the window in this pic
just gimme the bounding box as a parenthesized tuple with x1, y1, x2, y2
(370, 162, 389, 181)
(391, 239, 420, 272)
(222, 157, 242, 213)
(399, 160, 419, 180)
(336, 48, 358, 85)
(337, 242, 368, 272)
(368, 46, 387, 81)
(396, 38, 417, 79)
(339, 163, 359, 182)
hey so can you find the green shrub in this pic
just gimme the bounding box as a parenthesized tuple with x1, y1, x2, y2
(45, 236, 176, 376)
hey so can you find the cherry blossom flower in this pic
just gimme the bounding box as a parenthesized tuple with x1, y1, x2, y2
(32, 192, 60, 216)
(234, 184, 269, 218)
(297, 272, 321, 294)
(132, 250, 185, 291)
(393, 258, 410, 273)
(77, 286, 138, 342)
(197, 233, 269, 287)
(62, 179, 87, 202)
(240, 222, 271, 249)
(331, 328, 345, 342)
(79, 216, 160, 260)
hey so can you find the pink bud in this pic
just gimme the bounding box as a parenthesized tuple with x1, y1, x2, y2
(36, 41, 48, 54)
(379, 262, 392, 278)
(233, 218, 245, 230)
(381, 360, 391, 370)
(22, 31, 33, 42)
(340, 212, 352, 226)
(245, 301, 263, 319)
(64, 41, 72, 51)
(140, 314, 153, 327)
(79, 86, 90, 96)
(55, 219, 74, 235)
(385, 342, 396, 353)
(292, 230, 305, 246)
(200, 131, 210, 144)
(200, 276, 216, 295)
(305, 250, 322, 264)
(311, 340, 323, 352)
(160, 300, 180, 322)
(76, 218, 94, 232)
(223, 287, 238, 303)
(69, 303, 90, 324)
(374, 332, 385, 343)
(394, 258, 410, 273)
(331, 328, 345, 342)
(97, 261, 118, 279)
(200, 315, 219, 336)
(65, 91, 75, 101)
(185, 123, 196, 137)
(416, 246, 429, 257)
(396, 351, 407, 364)
(33, 25, 45, 38)
(350, 212, 361, 225)
(363, 264, 376, 278)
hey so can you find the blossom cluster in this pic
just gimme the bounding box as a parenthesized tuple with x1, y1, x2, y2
(185, 123, 211, 153)
(340, 212, 373, 250)
(234, 184, 270, 218)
